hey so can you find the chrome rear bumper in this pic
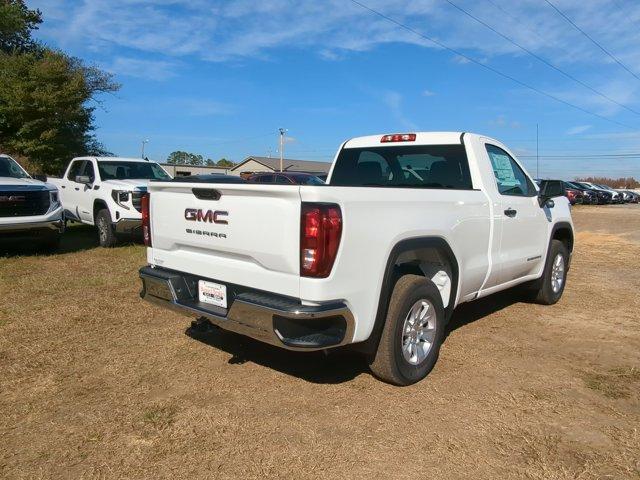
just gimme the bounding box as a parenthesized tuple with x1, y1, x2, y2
(139, 266, 355, 351)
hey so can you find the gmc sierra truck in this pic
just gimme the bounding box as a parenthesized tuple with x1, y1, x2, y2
(139, 132, 573, 385)
(48, 157, 171, 247)
(0, 154, 64, 250)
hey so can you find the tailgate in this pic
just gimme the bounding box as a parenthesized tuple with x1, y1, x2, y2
(147, 182, 302, 298)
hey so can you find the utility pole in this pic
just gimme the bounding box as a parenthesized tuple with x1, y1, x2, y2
(536, 123, 540, 178)
(141, 139, 149, 159)
(278, 128, 287, 172)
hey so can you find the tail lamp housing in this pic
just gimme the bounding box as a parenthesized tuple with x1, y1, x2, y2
(141, 192, 151, 246)
(300, 203, 342, 278)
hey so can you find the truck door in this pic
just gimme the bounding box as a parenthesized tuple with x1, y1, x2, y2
(77, 160, 97, 223)
(485, 144, 547, 283)
(60, 159, 85, 220)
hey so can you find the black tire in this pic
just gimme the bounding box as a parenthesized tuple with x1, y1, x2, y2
(369, 275, 445, 386)
(95, 209, 117, 247)
(530, 239, 569, 305)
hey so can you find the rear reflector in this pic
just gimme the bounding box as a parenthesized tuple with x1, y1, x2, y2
(381, 133, 416, 143)
(141, 193, 151, 246)
(300, 203, 342, 278)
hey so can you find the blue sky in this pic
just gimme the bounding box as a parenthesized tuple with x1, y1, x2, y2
(30, 0, 640, 179)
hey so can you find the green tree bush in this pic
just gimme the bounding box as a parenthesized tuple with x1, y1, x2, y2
(0, 0, 119, 174)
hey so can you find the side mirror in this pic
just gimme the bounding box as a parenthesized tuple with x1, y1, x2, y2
(538, 194, 554, 208)
(75, 175, 91, 184)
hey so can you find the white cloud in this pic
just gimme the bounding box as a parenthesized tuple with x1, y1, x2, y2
(381, 90, 417, 130)
(105, 57, 177, 81)
(30, 0, 640, 114)
(422, 89, 435, 97)
(566, 125, 592, 135)
(488, 114, 521, 129)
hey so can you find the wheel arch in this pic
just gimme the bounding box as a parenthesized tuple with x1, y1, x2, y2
(362, 236, 460, 356)
(550, 221, 574, 254)
(93, 199, 109, 223)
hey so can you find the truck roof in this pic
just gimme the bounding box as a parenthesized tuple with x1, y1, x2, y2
(344, 131, 468, 149)
(73, 156, 156, 163)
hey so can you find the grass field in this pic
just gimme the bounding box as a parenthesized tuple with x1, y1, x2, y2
(1, 206, 639, 479)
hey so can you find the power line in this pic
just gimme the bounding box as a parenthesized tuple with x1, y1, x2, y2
(348, 0, 634, 130)
(542, 0, 640, 82)
(444, 0, 640, 117)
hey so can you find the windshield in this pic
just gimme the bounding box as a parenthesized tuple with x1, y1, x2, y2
(97, 161, 170, 180)
(0, 156, 30, 179)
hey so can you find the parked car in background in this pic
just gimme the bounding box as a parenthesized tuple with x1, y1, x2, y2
(47, 157, 171, 247)
(539, 180, 583, 205)
(139, 131, 574, 385)
(565, 181, 596, 204)
(620, 190, 639, 203)
(171, 174, 247, 184)
(0, 154, 64, 250)
(248, 172, 325, 185)
(616, 190, 634, 203)
(574, 182, 612, 204)
(595, 184, 624, 203)
(582, 182, 621, 203)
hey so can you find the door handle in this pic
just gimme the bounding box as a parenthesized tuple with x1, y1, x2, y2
(504, 208, 517, 217)
(61, 185, 66, 189)
(74, 187, 80, 191)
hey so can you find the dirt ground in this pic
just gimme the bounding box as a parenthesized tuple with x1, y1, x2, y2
(1, 205, 639, 479)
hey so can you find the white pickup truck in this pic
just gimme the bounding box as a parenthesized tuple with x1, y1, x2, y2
(48, 157, 171, 247)
(139, 132, 573, 385)
(0, 154, 64, 250)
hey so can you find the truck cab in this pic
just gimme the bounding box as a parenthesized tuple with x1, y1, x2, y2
(48, 157, 171, 247)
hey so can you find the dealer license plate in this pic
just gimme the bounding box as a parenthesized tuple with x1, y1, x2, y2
(198, 280, 227, 308)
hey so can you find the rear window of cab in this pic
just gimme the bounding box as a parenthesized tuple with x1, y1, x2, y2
(330, 144, 472, 189)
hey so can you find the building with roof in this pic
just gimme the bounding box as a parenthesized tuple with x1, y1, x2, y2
(229, 156, 331, 176)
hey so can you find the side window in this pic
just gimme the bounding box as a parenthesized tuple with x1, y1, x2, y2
(259, 174, 274, 183)
(485, 145, 534, 197)
(275, 175, 291, 184)
(83, 161, 96, 183)
(67, 160, 84, 181)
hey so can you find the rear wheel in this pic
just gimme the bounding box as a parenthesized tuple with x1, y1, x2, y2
(369, 275, 445, 386)
(96, 209, 117, 247)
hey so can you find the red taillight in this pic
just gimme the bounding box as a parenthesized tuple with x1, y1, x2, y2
(380, 133, 416, 143)
(141, 193, 151, 246)
(300, 203, 342, 278)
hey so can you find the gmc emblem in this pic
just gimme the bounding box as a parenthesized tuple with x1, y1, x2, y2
(184, 208, 228, 224)
(0, 195, 26, 202)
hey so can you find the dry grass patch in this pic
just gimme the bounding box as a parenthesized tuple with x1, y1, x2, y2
(1, 208, 639, 479)
(583, 367, 640, 399)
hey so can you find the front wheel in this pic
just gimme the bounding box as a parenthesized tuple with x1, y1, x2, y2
(369, 275, 445, 386)
(96, 209, 117, 247)
(529, 239, 569, 305)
